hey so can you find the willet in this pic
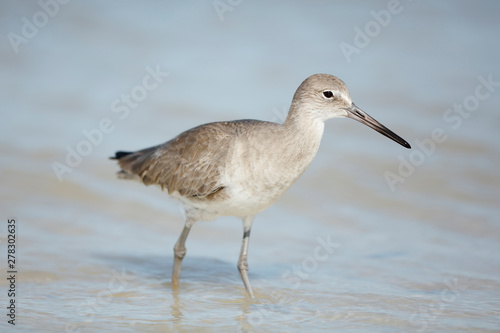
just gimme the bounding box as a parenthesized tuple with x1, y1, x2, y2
(111, 74, 410, 298)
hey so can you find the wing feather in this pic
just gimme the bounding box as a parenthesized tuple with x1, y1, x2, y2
(114, 122, 233, 199)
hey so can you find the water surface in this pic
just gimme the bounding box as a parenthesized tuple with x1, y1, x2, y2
(1, 1, 500, 332)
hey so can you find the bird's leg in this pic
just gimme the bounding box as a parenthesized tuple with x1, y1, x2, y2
(172, 218, 195, 288)
(237, 215, 255, 298)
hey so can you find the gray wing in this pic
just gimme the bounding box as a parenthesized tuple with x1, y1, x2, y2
(113, 122, 234, 199)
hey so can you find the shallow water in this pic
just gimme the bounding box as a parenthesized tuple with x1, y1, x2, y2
(1, 1, 500, 332)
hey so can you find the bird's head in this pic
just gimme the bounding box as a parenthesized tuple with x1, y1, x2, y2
(289, 74, 411, 149)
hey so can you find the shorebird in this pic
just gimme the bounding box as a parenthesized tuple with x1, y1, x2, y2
(111, 74, 410, 298)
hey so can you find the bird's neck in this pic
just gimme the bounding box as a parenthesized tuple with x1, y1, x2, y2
(284, 101, 325, 146)
(278, 104, 325, 174)
(226, 108, 325, 204)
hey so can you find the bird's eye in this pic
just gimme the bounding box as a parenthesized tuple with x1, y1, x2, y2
(323, 91, 334, 99)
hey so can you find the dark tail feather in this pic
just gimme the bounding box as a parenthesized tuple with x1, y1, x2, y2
(111, 150, 141, 180)
(111, 145, 162, 181)
(110, 151, 133, 160)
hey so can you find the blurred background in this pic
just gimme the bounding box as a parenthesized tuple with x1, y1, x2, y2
(1, 1, 499, 332)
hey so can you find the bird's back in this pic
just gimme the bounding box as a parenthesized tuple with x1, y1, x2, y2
(112, 119, 279, 202)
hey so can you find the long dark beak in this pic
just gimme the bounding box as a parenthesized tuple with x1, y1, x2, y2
(344, 103, 411, 149)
